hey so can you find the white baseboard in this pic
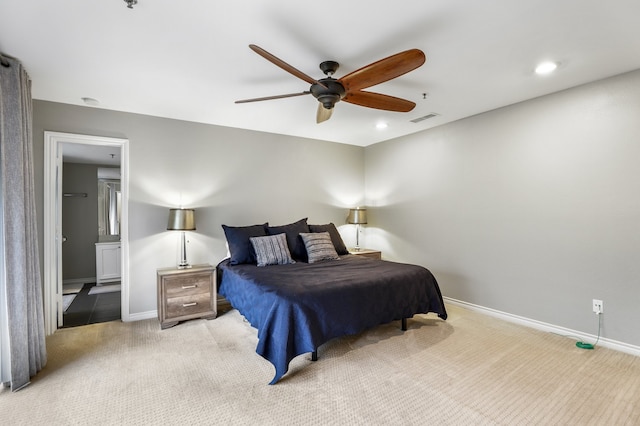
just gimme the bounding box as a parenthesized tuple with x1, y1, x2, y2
(126, 310, 157, 322)
(444, 297, 640, 357)
(63, 277, 96, 286)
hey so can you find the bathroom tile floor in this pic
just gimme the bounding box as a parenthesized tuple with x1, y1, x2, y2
(62, 283, 121, 328)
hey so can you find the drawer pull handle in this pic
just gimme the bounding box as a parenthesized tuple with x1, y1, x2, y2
(181, 285, 197, 289)
(183, 302, 197, 307)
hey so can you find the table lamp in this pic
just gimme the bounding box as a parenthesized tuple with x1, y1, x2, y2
(347, 207, 367, 251)
(167, 208, 195, 269)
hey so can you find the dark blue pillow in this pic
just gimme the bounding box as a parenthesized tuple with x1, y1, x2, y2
(267, 218, 310, 261)
(222, 223, 269, 265)
(309, 223, 349, 255)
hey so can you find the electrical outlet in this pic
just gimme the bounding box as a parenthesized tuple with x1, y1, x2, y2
(592, 299, 603, 314)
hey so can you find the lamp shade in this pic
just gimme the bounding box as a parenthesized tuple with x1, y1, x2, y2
(167, 208, 196, 231)
(347, 207, 367, 225)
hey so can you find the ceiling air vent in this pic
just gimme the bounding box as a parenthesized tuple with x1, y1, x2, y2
(410, 113, 439, 123)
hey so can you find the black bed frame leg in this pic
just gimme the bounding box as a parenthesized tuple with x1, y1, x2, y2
(401, 318, 407, 331)
(311, 350, 318, 362)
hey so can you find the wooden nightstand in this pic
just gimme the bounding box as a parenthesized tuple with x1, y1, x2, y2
(348, 248, 382, 260)
(157, 264, 216, 329)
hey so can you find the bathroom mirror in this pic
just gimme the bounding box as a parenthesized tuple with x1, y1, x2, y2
(98, 168, 121, 240)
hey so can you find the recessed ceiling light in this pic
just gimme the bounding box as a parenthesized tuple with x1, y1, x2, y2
(376, 122, 388, 130)
(81, 97, 100, 106)
(535, 61, 558, 75)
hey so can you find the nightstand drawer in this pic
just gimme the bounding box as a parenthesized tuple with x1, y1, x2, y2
(163, 275, 210, 298)
(165, 292, 212, 318)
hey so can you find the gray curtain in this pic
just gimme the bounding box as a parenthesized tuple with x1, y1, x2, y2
(0, 53, 47, 391)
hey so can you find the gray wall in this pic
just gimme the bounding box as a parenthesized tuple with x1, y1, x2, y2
(32, 69, 640, 347)
(365, 70, 640, 346)
(33, 102, 365, 316)
(62, 163, 99, 280)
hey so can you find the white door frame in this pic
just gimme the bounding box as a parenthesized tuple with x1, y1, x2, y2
(44, 132, 130, 335)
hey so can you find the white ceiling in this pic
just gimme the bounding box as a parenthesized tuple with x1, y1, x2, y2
(61, 143, 121, 166)
(2, 0, 640, 147)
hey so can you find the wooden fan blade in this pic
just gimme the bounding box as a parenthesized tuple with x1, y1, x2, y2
(235, 91, 311, 104)
(342, 91, 416, 112)
(339, 49, 425, 92)
(316, 103, 333, 123)
(249, 44, 318, 86)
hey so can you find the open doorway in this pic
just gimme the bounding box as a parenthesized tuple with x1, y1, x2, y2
(60, 158, 120, 327)
(44, 132, 129, 335)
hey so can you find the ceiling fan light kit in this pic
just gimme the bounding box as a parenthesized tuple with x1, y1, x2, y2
(236, 44, 426, 123)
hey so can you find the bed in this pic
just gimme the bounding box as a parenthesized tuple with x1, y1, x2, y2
(218, 219, 448, 384)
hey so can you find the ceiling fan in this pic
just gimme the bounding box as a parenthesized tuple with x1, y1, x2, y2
(235, 44, 426, 123)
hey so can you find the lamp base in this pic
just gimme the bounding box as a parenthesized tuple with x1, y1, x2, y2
(177, 231, 191, 269)
(354, 224, 362, 252)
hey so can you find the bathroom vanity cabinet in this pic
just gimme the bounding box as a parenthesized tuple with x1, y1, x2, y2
(95, 241, 121, 284)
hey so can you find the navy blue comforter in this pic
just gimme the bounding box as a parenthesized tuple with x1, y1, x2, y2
(218, 255, 447, 384)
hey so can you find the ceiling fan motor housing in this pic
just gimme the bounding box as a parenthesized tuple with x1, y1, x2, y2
(310, 78, 346, 109)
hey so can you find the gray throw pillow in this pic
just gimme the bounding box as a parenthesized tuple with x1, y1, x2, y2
(267, 218, 310, 261)
(300, 232, 340, 263)
(250, 233, 296, 267)
(309, 223, 348, 255)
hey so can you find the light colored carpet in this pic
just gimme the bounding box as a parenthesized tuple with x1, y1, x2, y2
(1, 304, 638, 425)
(62, 294, 76, 312)
(88, 284, 121, 295)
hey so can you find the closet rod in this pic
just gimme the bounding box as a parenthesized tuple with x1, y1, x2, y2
(63, 193, 88, 198)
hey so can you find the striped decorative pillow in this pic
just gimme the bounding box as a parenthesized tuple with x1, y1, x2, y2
(250, 233, 295, 267)
(300, 232, 340, 263)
